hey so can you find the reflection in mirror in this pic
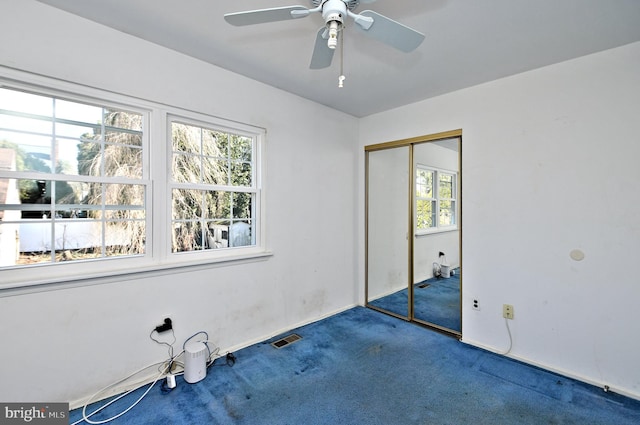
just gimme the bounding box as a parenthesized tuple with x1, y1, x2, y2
(366, 146, 410, 319)
(412, 139, 461, 333)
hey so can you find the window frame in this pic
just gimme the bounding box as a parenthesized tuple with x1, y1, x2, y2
(0, 68, 268, 292)
(166, 113, 264, 260)
(415, 164, 458, 235)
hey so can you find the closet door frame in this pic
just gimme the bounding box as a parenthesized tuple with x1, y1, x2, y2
(365, 129, 462, 338)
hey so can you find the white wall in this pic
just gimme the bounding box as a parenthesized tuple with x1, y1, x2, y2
(0, 1, 358, 404)
(359, 41, 640, 399)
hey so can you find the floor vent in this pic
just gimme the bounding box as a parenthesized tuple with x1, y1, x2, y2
(271, 334, 302, 349)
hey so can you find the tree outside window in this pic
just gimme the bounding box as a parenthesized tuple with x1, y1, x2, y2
(0, 81, 264, 280)
(170, 121, 256, 253)
(0, 87, 146, 265)
(416, 165, 457, 232)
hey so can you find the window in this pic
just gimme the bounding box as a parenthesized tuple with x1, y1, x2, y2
(415, 165, 457, 232)
(0, 87, 148, 267)
(169, 119, 257, 253)
(0, 72, 265, 287)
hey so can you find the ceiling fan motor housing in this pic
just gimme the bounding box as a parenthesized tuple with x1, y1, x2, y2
(312, 0, 360, 11)
(321, 0, 347, 24)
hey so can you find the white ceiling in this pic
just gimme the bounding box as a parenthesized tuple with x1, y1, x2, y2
(35, 0, 640, 117)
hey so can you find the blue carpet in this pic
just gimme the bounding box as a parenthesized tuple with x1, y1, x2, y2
(70, 307, 640, 424)
(369, 272, 461, 331)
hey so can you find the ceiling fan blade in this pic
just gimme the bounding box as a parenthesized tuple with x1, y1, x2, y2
(355, 10, 425, 52)
(310, 27, 335, 69)
(224, 6, 309, 26)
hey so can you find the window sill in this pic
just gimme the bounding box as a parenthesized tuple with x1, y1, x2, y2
(0, 250, 273, 298)
(415, 227, 459, 237)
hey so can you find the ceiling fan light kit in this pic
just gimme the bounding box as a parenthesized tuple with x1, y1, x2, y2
(224, 0, 425, 86)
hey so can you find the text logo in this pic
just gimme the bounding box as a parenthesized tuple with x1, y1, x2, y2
(0, 403, 68, 425)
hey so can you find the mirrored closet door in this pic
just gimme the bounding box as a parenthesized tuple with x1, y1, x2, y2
(365, 131, 462, 337)
(366, 145, 411, 319)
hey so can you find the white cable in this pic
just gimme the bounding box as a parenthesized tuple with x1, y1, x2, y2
(71, 334, 217, 424)
(70, 390, 131, 425)
(78, 366, 166, 425)
(82, 374, 161, 424)
(163, 349, 186, 376)
(71, 360, 172, 425)
(500, 317, 513, 355)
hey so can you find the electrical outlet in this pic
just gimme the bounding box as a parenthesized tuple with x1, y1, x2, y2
(472, 299, 480, 311)
(503, 304, 514, 320)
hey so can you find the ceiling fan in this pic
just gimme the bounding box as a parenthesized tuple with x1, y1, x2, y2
(224, 0, 425, 74)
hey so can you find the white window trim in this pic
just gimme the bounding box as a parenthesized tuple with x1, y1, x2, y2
(165, 113, 265, 261)
(0, 67, 269, 293)
(415, 164, 458, 236)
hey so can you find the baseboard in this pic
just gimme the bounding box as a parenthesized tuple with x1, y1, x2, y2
(460, 337, 640, 402)
(221, 303, 359, 354)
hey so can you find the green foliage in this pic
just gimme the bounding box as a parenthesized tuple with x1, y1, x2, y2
(416, 200, 435, 229)
(0, 140, 76, 215)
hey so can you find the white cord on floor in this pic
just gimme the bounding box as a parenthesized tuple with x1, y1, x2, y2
(71, 332, 218, 424)
(71, 359, 173, 425)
